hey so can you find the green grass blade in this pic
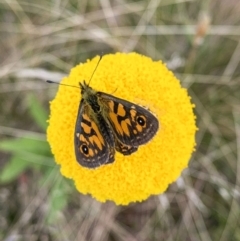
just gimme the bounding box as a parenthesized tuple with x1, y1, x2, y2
(0, 156, 31, 183)
(27, 94, 48, 131)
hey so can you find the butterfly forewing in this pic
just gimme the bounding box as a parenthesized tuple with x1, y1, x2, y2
(74, 101, 114, 168)
(99, 93, 159, 147)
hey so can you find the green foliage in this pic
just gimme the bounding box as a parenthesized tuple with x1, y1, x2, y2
(0, 138, 51, 157)
(46, 174, 71, 224)
(27, 94, 48, 131)
(0, 94, 51, 183)
(0, 156, 31, 183)
(0, 94, 71, 225)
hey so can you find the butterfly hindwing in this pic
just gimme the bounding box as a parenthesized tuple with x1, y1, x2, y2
(74, 100, 115, 168)
(98, 93, 159, 147)
(115, 139, 138, 155)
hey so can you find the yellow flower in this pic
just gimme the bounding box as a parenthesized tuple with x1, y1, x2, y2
(47, 52, 197, 205)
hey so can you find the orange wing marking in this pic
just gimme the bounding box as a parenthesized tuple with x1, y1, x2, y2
(108, 101, 131, 136)
(81, 113, 105, 150)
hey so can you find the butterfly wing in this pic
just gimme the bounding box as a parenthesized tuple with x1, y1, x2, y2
(74, 100, 115, 168)
(98, 93, 159, 147)
(115, 139, 138, 155)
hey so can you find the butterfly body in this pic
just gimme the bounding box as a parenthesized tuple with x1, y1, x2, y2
(74, 81, 159, 168)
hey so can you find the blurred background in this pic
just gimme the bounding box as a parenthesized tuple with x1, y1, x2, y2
(0, 0, 240, 240)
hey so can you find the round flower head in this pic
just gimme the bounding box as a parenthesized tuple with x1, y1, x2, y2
(47, 52, 197, 205)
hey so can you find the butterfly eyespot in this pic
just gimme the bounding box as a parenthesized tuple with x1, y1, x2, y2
(136, 116, 146, 126)
(81, 144, 89, 155)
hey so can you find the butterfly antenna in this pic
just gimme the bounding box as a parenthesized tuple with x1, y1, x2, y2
(47, 55, 102, 88)
(46, 80, 79, 88)
(87, 55, 102, 86)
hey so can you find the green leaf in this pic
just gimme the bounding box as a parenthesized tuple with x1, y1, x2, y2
(0, 156, 31, 183)
(27, 94, 48, 131)
(0, 137, 51, 156)
(46, 178, 70, 224)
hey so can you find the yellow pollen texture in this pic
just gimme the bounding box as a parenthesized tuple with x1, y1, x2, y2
(47, 52, 197, 205)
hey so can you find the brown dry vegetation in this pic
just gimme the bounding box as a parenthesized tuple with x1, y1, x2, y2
(0, 0, 240, 240)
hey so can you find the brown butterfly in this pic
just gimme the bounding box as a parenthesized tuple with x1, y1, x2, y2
(74, 81, 159, 168)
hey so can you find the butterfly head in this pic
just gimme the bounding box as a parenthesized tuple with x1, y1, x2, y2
(80, 81, 90, 93)
(79, 81, 97, 101)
